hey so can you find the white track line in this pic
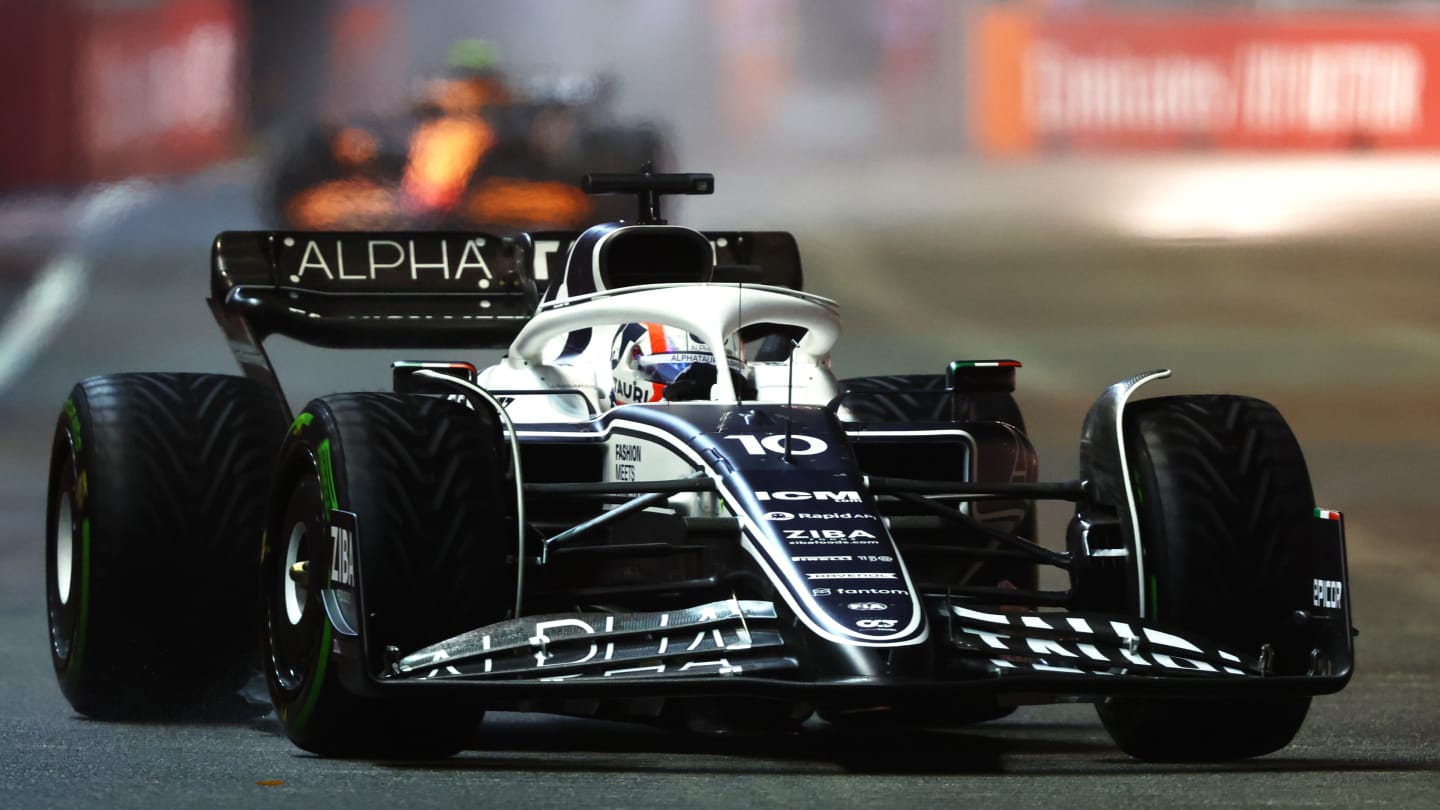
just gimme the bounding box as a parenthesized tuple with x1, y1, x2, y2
(0, 253, 88, 393)
(0, 182, 153, 397)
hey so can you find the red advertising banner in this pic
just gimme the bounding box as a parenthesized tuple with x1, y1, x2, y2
(79, 0, 244, 180)
(969, 7, 1440, 154)
(0, 0, 243, 188)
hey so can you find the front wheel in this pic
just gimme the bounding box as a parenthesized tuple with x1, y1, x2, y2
(1098, 395, 1316, 761)
(263, 393, 513, 758)
(45, 373, 285, 718)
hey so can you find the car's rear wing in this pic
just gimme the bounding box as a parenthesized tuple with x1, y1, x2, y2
(519, 229, 803, 294)
(211, 231, 538, 348)
(209, 228, 803, 414)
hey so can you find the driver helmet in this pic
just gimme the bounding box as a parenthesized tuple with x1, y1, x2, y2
(609, 323, 748, 405)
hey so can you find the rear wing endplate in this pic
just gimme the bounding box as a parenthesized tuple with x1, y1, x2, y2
(210, 231, 538, 414)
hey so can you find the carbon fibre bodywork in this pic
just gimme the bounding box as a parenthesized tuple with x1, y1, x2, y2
(209, 171, 1352, 742)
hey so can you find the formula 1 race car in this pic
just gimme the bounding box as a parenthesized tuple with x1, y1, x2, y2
(265, 65, 666, 232)
(43, 170, 1353, 762)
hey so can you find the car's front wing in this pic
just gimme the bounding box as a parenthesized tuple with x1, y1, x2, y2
(346, 510, 1353, 707)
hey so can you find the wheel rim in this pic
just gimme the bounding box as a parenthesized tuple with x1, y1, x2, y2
(267, 455, 326, 694)
(283, 520, 308, 625)
(55, 491, 74, 606)
(47, 425, 80, 666)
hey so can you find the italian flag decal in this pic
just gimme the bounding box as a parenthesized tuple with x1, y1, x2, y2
(1315, 508, 1342, 521)
(949, 359, 1022, 369)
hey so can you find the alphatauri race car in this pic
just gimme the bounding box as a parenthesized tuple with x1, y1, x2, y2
(44, 171, 1353, 761)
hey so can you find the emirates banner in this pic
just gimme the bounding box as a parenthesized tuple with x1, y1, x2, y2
(968, 7, 1440, 153)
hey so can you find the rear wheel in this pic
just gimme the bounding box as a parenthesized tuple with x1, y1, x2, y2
(1098, 395, 1315, 760)
(263, 393, 512, 758)
(838, 374, 1038, 593)
(45, 373, 285, 718)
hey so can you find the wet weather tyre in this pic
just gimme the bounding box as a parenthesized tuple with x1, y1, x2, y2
(44, 373, 286, 718)
(263, 393, 512, 759)
(1098, 395, 1315, 761)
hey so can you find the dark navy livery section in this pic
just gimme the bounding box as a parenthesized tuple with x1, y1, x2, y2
(600, 403, 928, 649)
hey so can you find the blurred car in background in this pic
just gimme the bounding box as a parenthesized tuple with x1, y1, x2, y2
(265, 41, 669, 231)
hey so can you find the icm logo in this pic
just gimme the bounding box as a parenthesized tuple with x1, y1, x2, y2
(755, 490, 861, 503)
(847, 602, 887, 611)
(855, 618, 898, 630)
(764, 511, 794, 521)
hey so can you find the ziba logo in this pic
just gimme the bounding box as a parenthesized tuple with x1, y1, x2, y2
(784, 529, 876, 540)
(329, 524, 356, 588)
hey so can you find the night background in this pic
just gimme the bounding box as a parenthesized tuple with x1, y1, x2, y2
(0, 1, 1436, 805)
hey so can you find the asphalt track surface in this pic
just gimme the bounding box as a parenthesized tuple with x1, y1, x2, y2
(1, 157, 1437, 807)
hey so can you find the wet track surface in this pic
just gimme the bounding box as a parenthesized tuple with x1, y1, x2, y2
(1, 158, 1437, 807)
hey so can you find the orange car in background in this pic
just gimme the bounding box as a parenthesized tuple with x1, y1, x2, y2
(266, 64, 668, 232)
